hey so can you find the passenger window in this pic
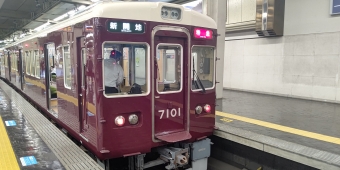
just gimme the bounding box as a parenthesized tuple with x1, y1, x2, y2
(30, 51, 35, 76)
(26, 52, 30, 75)
(14, 54, 17, 71)
(35, 50, 40, 78)
(4, 54, 7, 68)
(102, 42, 148, 97)
(191, 46, 215, 90)
(63, 46, 71, 89)
(156, 44, 182, 93)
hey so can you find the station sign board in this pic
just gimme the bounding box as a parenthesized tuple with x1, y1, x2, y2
(107, 21, 145, 34)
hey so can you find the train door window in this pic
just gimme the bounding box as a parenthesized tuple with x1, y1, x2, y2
(156, 44, 182, 93)
(63, 45, 71, 89)
(26, 52, 30, 75)
(102, 42, 148, 97)
(24, 51, 29, 74)
(4, 53, 7, 68)
(14, 54, 17, 71)
(30, 51, 36, 76)
(34, 50, 40, 78)
(191, 46, 215, 91)
(81, 48, 86, 86)
(13, 54, 15, 70)
(14, 54, 17, 70)
(10, 53, 13, 70)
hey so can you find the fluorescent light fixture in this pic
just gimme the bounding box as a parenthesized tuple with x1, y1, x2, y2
(78, 5, 86, 10)
(53, 5, 86, 21)
(182, 0, 201, 9)
(91, 0, 100, 2)
(53, 14, 68, 21)
(34, 22, 51, 32)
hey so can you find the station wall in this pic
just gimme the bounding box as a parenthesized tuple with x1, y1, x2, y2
(224, 0, 340, 102)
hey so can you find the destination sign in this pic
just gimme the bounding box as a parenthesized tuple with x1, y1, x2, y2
(107, 21, 145, 34)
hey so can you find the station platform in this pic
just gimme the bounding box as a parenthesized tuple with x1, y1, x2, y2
(214, 89, 340, 170)
(0, 81, 103, 170)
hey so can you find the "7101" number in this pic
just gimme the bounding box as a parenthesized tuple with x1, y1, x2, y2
(159, 108, 181, 119)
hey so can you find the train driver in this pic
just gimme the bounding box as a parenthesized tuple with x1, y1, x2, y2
(104, 50, 124, 94)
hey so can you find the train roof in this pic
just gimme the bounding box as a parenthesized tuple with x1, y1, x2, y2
(4, 1, 217, 49)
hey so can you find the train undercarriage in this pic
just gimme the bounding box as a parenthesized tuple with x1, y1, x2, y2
(97, 138, 212, 170)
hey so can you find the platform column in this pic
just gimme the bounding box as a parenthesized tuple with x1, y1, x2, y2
(203, 0, 226, 99)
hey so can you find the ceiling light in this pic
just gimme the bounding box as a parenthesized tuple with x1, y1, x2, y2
(34, 22, 51, 32)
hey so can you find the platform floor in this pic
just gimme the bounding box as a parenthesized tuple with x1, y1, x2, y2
(215, 89, 340, 170)
(0, 80, 103, 170)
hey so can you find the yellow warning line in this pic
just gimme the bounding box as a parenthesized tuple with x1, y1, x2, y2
(0, 117, 20, 170)
(216, 111, 340, 145)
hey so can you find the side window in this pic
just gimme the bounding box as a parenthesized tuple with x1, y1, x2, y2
(14, 54, 17, 71)
(63, 46, 71, 89)
(156, 44, 182, 93)
(35, 50, 40, 78)
(102, 42, 148, 97)
(191, 46, 215, 90)
(10, 53, 13, 70)
(30, 51, 35, 76)
(26, 52, 30, 75)
(24, 51, 29, 74)
(4, 54, 6, 68)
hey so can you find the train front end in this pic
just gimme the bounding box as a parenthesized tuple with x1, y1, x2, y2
(92, 2, 217, 169)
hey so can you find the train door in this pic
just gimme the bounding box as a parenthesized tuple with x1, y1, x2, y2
(19, 50, 24, 90)
(7, 51, 11, 81)
(152, 27, 191, 142)
(76, 37, 87, 133)
(44, 43, 58, 117)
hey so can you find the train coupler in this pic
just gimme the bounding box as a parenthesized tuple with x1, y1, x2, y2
(157, 147, 189, 170)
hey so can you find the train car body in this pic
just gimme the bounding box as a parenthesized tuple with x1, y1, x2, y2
(1, 2, 217, 169)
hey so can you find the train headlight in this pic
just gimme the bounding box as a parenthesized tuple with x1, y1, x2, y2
(195, 106, 203, 114)
(128, 114, 138, 125)
(115, 116, 125, 126)
(204, 104, 211, 113)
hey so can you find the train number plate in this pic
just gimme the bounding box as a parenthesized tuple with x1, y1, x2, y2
(158, 108, 181, 119)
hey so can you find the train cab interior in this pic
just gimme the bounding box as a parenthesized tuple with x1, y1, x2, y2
(156, 44, 182, 92)
(191, 46, 215, 90)
(103, 42, 148, 96)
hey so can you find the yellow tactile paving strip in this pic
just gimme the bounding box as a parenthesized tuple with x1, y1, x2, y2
(0, 117, 20, 170)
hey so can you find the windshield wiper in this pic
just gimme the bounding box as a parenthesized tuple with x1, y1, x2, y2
(192, 58, 206, 93)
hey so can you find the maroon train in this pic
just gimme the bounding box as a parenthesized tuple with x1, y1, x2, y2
(0, 1, 217, 169)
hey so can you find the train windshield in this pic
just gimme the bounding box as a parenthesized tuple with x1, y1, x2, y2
(102, 42, 148, 97)
(191, 46, 215, 90)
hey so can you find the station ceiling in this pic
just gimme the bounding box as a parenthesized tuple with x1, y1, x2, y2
(0, 0, 195, 44)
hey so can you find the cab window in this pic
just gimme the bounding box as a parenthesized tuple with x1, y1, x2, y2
(191, 46, 215, 90)
(102, 42, 148, 97)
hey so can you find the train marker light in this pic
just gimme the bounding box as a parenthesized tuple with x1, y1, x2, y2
(115, 116, 125, 126)
(193, 28, 213, 39)
(195, 106, 203, 114)
(204, 104, 211, 113)
(128, 114, 138, 125)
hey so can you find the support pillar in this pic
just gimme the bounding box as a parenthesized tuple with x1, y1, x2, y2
(203, 0, 226, 99)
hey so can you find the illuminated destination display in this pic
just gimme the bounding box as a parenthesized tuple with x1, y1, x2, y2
(107, 21, 145, 33)
(193, 28, 213, 39)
